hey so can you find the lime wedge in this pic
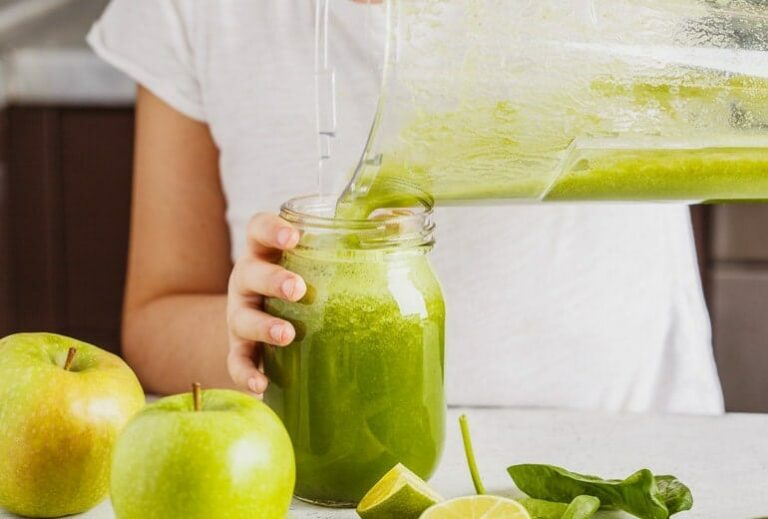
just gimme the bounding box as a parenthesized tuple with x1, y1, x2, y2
(419, 495, 532, 519)
(357, 463, 444, 519)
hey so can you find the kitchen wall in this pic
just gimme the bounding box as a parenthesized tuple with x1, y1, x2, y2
(0, 0, 766, 412)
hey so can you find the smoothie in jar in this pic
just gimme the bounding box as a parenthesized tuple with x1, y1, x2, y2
(263, 195, 445, 507)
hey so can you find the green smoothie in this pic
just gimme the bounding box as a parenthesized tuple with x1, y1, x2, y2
(264, 243, 445, 506)
(548, 146, 768, 201)
(339, 73, 768, 207)
(343, 144, 768, 209)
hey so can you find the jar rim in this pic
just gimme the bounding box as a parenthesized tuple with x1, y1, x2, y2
(279, 192, 435, 250)
(279, 192, 434, 229)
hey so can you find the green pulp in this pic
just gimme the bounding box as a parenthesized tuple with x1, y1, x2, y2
(263, 246, 445, 506)
(548, 147, 768, 201)
(340, 74, 768, 208)
(345, 145, 768, 208)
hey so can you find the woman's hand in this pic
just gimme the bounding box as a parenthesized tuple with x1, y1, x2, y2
(227, 213, 307, 394)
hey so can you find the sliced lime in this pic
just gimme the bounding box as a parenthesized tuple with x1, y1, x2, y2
(356, 463, 443, 519)
(419, 495, 532, 519)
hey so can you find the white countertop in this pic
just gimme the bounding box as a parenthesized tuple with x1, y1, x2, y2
(0, 0, 134, 107)
(2, 407, 766, 519)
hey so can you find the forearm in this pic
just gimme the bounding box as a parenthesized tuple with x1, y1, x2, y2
(122, 294, 234, 395)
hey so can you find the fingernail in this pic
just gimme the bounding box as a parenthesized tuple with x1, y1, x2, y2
(293, 277, 306, 299)
(277, 227, 297, 247)
(270, 324, 289, 343)
(282, 278, 295, 299)
(247, 377, 260, 393)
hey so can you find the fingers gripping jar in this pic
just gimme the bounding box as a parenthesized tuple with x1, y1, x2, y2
(263, 195, 445, 507)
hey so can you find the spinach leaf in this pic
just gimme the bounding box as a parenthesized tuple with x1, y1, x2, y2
(518, 495, 600, 519)
(518, 497, 569, 519)
(655, 475, 693, 515)
(562, 495, 601, 519)
(507, 464, 670, 519)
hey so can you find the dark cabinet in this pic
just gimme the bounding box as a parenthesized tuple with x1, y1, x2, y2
(0, 110, 10, 335)
(709, 204, 768, 413)
(0, 106, 134, 353)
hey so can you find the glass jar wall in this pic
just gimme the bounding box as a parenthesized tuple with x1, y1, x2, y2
(263, 195, 445, 507)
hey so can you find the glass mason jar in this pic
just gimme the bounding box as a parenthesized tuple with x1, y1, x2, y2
(263, 194, 445, 507)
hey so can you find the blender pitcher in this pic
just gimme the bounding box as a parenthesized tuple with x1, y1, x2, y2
(340, 0, 768, 208)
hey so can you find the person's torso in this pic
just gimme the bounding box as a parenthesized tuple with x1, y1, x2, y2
(188, 0, 724, 413)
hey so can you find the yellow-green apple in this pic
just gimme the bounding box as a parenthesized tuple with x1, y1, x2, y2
(0, 332, 145, 517)
(111, 385, 295, 519)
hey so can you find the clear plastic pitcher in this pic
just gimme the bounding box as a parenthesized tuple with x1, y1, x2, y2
(339, 0, 768, 208)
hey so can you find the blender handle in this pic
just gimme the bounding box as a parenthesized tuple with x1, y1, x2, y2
(341, 0, 398, 202)
(315, 0, 337, 196)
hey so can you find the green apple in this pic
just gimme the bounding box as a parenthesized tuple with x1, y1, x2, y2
(0, 332, 145, 517)
(111, 385, 295, 519)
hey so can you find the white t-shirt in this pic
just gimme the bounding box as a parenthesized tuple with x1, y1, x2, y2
(88, 0, 724, 414)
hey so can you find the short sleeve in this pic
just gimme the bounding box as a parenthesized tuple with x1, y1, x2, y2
(87, 0, 205, 121)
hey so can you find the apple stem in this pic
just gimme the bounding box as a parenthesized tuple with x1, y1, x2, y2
(63, 347, 77, 371)
(192, 382, 202, 412)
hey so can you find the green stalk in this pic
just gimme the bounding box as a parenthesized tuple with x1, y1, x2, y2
(459, 414, 486, 495)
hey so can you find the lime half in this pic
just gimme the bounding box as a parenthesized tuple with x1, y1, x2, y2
(357, 463, 444, 519)
(420, 495, 532, 519)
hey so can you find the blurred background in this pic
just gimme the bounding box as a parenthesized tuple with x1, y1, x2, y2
(0, 0, 766, 411)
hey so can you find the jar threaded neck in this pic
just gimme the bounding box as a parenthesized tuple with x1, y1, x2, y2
(279, 194, 435, 251)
